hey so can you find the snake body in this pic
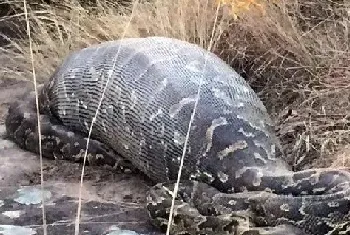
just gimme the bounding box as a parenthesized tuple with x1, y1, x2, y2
(5, 37, 350, 235)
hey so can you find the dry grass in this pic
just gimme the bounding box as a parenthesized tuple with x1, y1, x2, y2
(1, 0, 349, 169)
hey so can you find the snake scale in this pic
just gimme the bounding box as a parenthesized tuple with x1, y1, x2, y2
(5, 37, 350, 235)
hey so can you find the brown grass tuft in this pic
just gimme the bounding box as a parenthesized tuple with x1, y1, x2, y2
(1, 0, 350, 169)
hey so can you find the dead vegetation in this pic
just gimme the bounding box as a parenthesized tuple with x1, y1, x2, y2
(0, 0, 349, 169)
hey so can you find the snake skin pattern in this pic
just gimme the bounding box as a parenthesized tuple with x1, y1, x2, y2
(5, 37, 350, 235)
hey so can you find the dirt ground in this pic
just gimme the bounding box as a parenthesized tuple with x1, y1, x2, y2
(0, 80, 161, 234)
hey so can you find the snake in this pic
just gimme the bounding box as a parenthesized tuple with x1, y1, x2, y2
(5, 37, 350, 235)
